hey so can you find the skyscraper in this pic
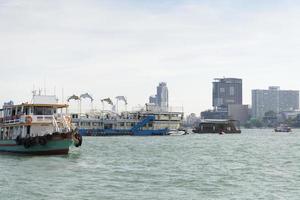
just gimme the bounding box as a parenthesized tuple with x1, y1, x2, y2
(156, 82, 169, 108)
(149, 82, 169, 110)
(252, 86, 299, 119)
(213, 78, 243, 110)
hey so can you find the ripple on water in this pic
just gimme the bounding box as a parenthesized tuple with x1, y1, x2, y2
(1, 130, 300, 200)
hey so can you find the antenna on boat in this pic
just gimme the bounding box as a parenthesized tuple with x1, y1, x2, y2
(54, 86, 56, 97)
(43, 77, 46, 95)
(61, 88, 64, 104)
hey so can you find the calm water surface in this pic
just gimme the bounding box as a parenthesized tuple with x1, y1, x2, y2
(1, 129, 300, 200)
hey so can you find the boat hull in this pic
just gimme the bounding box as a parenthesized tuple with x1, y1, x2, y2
(192, 130, 241, 134)
(78, 128, 170, 136)
(0, 139, 73, 155)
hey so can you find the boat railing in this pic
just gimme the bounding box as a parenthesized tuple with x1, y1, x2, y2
(3, 118, 21, 124)
(1, 115, 53, 125)
(52, 116, 60, 132)
(2, 115, 22, 124)
(62, 115, 72, 132)
(145, 105, 184, 113)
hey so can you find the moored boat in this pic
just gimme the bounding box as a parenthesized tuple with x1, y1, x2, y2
(71, 104, 184, 136)
(192, 119, 241, 134)
(0, 94, 82, 155)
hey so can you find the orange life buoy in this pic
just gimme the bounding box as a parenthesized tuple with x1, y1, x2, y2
(25, 116, 32, 124)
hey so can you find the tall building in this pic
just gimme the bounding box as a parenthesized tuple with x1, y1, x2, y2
(252, 86, 299, 119)
(201, 77, 249, 124)
(213, 78, 243, 110)
(156, 82, 169, 108)
(149, 82, 169, 110)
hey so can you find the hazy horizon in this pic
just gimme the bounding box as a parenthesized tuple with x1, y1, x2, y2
(1, 0, 300, 114)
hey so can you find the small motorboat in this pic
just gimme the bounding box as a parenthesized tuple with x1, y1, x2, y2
(274, 124, 292, 132)
(169, 129, 188, 136)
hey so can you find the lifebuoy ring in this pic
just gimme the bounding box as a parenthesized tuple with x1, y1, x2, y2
(25, 116, 32, 124)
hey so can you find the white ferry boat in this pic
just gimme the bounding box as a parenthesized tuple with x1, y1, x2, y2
(0, 94, 82, 155)
(71, 104, 184, 136)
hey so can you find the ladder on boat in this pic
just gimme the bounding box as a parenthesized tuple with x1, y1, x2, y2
(131, 115, 155, 133)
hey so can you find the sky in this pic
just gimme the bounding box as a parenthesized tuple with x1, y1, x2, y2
(1, 0, 300, 114)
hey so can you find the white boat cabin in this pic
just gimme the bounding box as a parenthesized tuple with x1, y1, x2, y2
(0, 95, 71, 140)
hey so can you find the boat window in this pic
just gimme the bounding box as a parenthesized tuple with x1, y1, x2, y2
(81, 122, 91, 126)
(72, 114, 78, 119)
(33, 107, 54, 115)
(24, 107, 29, 115)
(104, 124, 113, 129)
(12, 108, 16, 116)
(17, 107, 22, 115)
(93, 122, 100, 126)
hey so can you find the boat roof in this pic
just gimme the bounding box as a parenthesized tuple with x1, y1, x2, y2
(200, 119, 237, 124)
(131, 111, 183, 115)
(4, 103, 68, 109)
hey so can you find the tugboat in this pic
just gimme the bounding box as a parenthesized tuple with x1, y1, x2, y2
(274, 124, 292, 132)
(0, 93, 82, 155)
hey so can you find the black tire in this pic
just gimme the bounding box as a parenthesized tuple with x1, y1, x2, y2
(75, 134, 82, 147)
(24, 139, 31, 149)
(38, 137, 47, 146)
(61, 133, 67, 138)
(46, 134, 52, 140)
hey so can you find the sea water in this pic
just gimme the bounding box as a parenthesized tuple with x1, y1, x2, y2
(1, 129, 300, 200)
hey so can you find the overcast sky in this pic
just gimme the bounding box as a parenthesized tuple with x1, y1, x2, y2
(1, 0, 300, 114)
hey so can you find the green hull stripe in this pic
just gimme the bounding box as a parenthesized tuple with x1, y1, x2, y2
(0, 139, 73, 153)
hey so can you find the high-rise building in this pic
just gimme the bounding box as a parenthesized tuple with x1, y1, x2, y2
(213, 78, 242, 110)
(252, 86, 299, 119)
(156, 82, 168, 108)
(148, 82, 169, 110)
(201, 78, 247, 123)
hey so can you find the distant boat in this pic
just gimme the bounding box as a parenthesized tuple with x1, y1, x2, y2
(192, 119, 241, 134)
(274, 124, 292, 133)
(169, 129, 188, 136)
(0, 94, 82, 155)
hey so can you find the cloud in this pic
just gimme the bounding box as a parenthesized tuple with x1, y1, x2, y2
(0, 0, 300, 114)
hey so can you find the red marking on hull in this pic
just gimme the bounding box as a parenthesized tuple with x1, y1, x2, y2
(0, 149, 69, 156)
(0, 144, 17, 147)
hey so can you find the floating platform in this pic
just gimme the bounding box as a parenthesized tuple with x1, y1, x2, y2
(193, 119, 241, 134)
